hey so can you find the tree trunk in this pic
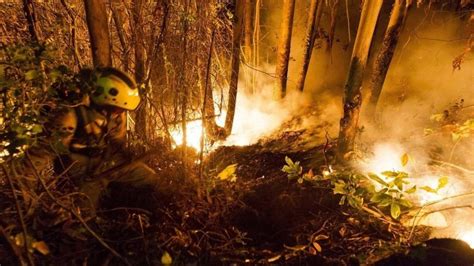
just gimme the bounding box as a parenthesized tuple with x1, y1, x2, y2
(274, 0, 296, 99)
(224, 0, 244, 136)
(366, 0, 411, 120)
(243, 0, 253, 63)
(295, 0, 322, 92)
(84, 0, 112, 67)
(251, 0, 261, 94)
(326, 0, 340, 53)
(198, 33, 223, 141)
(22, 0, 42, 43)
(133, 0, 149, 141)
(111, 2, 130, 72)
(60, 0, 82, 69)
(336, 0, 383, 162)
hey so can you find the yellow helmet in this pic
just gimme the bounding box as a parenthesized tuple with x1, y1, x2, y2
(90, 67, 141, 110)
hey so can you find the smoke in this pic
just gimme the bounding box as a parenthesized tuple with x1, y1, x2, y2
(355, 9, 474, 246)
(240, 1, 474, 246)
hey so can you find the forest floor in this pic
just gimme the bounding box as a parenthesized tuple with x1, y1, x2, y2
(1, 114, 474, 265)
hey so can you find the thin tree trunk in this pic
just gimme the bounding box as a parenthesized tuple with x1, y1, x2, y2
(366, 0, 411, 120)
(133, 0, 149, 141)
(243, 0, 253, 61)
(274, 0, 296, 99)
(336, 0, 383, 162)
(326, 0, 340, 53)
(224, 0, 244, 136)
(22, 0, 42, 43)
(180, 0, 190, 163)
(84, 0, 112, 67)
(198, 35, 222, 141)
(60, 0, 82, 69)
(251, 0, 261, 94)
(199, 30, 216, 186)
(243, 0, 253, 93)
(295, 0, 321, 92)
(111, 2, 129, 71)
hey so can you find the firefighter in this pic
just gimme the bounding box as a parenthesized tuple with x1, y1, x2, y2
(51, 67, 168, 215)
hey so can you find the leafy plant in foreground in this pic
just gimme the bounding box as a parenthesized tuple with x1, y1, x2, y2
(283, 155, 448, 220)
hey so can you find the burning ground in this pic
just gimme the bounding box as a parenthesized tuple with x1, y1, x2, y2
(2, 102, 473, 265)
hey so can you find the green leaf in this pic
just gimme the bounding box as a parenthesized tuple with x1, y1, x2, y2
(339, 195, 346, 205)
(437, 176, 448, 190)
(370, 193, 385, 203)
(398, 198, 413, 208)
(420, 186, 437, 193)
(405, 185, 417, 194)
(381, 171, 399, 178)
(397, 172, 409, 179)
(25, 70, 38, 81)
(368, 173, 389, 186)
(390, 202, 401, 219)
(401, 153, 409, 167)
(379, 198, 392, 207)
(217, 163, 237, 181)
(285, 156, 294, 167)
(333, 182, 346, 195)
(394, 178, 403, 191)
(31, 124, 42, 134)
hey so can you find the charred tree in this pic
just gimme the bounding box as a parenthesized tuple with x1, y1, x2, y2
(295, 0, 322, 92)
(366, 0, 412, 120)
(336, 0, 383, 162)
(84, 0, 112, 67)
(224, 0, 245, 136)
(274, 0, 296, 99)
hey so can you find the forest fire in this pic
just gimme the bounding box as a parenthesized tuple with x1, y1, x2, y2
(1, 0, 473, 265)
(169, 89, 307, 150)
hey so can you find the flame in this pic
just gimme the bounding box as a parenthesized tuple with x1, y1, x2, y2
(361, 143, 407, 175)
(458, 229, 474, 248)
(170, 120, 205, 151)
(169, 89, 305, 150)
(362, 142, 474, 247)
